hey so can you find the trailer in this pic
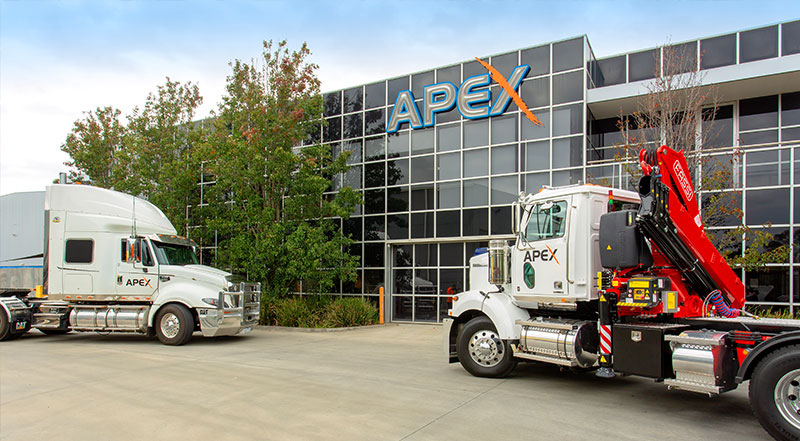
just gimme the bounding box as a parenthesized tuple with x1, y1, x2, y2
(444, 145, 800, 440)
(0, 184, 260, 345)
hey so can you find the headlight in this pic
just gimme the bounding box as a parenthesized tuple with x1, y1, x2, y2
(202, 298, 218, 306)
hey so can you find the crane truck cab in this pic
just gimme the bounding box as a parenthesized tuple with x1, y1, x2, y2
(0, 184, 260, 345)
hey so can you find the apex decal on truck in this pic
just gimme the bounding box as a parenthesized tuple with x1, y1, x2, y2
(387, 58, 543, 133)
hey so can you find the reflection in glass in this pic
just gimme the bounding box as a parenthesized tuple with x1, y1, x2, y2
(324, 91, 342, 117)
(387, 187, 409, 213)
(365, 136, 385, 161)
(437, 210, 460, 237)
(364, 189, 385, 214)
(343, 113, 363, 139)
(521, 45, 550, 77)
(595, 56, 625, 87)
(411, 128, 435, 155)
(412, 71, 435, 98)
(782, 92, 800, 126)
(440, 243, 463, 266)
(388, 77, 409, 104)
(553, 169, 582, 186)
(437, 64, 461, 85)
(324, 117, 341, 142)
(463, 178, 489, 207)
(552, 71, 583, 104)
(552, 136, 583, 168)
(784, 21, 800, 56)
(365, 81, 386, 109)
(392, 296, 412, 320)
(525, 172, 549, 192)
(739, 95, 778, 131)
(491, 115, 518, 145)
(464, 119, 489, 148)
(387, 158, 409, 185)
(387, 132, 409, 158)
(364, 215, 385, 240)
(365, 162, 385, 188)
(492, 176, 518, 205)
(522, 111, 550, 140)
(387, 214, 409, 240)
(492, 144, 518, 175)
(438, 182, 460, 209)
(553, 104, 582, 136)
(521, 77, 549, 108)
(629, 49, 659, 82)
(365, 109, 385, 136)
(701, 34, 736, 70)
(746, 188, 789, 225)
(411, 212, 434, 239)
(344, 87, 362, 113)
(702, 106, 733, 148)
(364, 269, 384, 295)
(491, 206, 512, 235)
(553, 38, 583, 73)
(464, 148, 489, 178)
(438, 152, 461, 181)
(411, 184, 434, 211)
(740, 25, 778, 63)
(525, 141, 550, 171)
(437, 124, 461, 152)
(463, 208, 489, 236)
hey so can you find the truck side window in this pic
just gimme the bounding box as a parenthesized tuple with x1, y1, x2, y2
(141, 243, 155, 267)
(120, 240, 127, 262)
(525, 201, 567, 241)
(65, 239, 93, 263)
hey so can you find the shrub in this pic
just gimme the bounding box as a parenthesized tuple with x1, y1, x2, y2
(323, 297, 379, 328)
(274, 297, 317, 328)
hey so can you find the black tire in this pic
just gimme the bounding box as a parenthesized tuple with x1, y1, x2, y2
(155, 304, 194, 346)
(750, 344, 800, 441)
(0, 309, 13, 341)
(456, 316, 517, 378)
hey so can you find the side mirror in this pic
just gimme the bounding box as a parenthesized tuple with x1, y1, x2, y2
(512, 202, 519, 235)
(126, 238, 142, 263)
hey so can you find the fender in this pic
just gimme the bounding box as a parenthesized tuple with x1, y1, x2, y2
(451, 289, 530, 340)
(148, 278, 220, 325)
(736, 330, 800, 383)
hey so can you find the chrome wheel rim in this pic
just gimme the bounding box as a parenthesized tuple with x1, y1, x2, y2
(775, 368, 800, 431)
(468, 329, 503, 368)
(160, 313, 181, 339)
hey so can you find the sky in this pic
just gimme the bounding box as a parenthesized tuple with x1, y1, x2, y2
(1, 0, 797, 195)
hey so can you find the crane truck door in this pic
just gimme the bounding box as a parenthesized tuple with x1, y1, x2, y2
(116, 238, 157, 299)
(513, 198, 570, 302)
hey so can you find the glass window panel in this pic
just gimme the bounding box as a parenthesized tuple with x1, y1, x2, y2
(411, 212, 434, 238)
(492, 176, 517, 205)
(525, 172, 549, 193)
(586, 165, 615, 187)
(782, 92, 800, 126)
(365, 81, 385, 109)
(364, 269, 384, 295)
(596, 56, 626, 87)
(364, 215, 385, 240)
(740, 130, 778, 146)
(490, 52, 518, 79)
(553, 38, 582, 72)
(464, 148, 489, 178)
(415, 270, 438, 296)
(411, 128, 435, 155)
(663, 41, 697, 75)
(343, 113, 363, 139)
(521, 77, 549, 109)
(324, 91, 342, 117)
(365, 109, 385, 136)
(463, 178, 489, 207)
(437, 210, 460, 237)
(324, 116, 341, 142)
(552, 136, 583, 168)
(365, 162, 385, 188)
(440, 268, 464, 294)
(364, 189, 385, 214)
(414, 297, 437, 322)
(387, 132, 409, 158)
(412, 71, 435, 98)
(394, 245, 412, 268)
(411, 184, 434, 211)
(464, 119, 489, 148)
(438, 152, 461, 181)
(525, 141, 550, 171)
(437, 181, 460, 209)
(411, 156, 434, 184)
(745, 267, 789, 303)
(437, 64, 461, 85)
(388, 77, 409, 105)
(746, 149, 790, 187)
(392, 296, 412, 320)
(702, 105, 734, 148)
(440, 243, 463, 266)
(628, 49, 659, 82)
(740, 95, 778, 131)
(740, 25, 779, 63)
(463, 208, 489, 236)
(783, 21, 800, 56)
(700, 34, 736, 70)
(492, 206, 512, 235)
(344, 87, 362, 113)
(342, 269, 361, 294)
(343, 140, 362, 165)
(784, 127, 800, 142)
(437, 124, 461, 152)
(365, 136, 385, 161)
(552, 168, 582, 186)
(491, 144, 518, 175)
(463, 58, 488, 79)
(746, 188, 789, 225)
(491, 114, 517, 145)
(703, 153, 741, 190)
(387, 214, 409, 239)
(795, 189, 800, 223)
(414, 244, 437, 267)
(387, 186, 409, 213)
(552, 71, 583, 104)
(387, 159, 408, 186)
(521, 110, 550, 140)
(364, 243, 384, 267)
(553, 104, 582, 137)
(465, 241, 489, 266)
(343, 165, 361, 189)
(521, 44, 550, 77)
(436, 106, 461, 124)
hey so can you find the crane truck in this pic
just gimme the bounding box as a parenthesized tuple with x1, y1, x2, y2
(0, 183, 260, 345)
(444, 145, 800, 440)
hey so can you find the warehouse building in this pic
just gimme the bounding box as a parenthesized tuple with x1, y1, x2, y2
(197, 20, 800, 322)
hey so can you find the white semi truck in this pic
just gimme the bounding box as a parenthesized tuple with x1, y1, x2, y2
(0, 183, 260, 345)
(445, 146, 800, 440)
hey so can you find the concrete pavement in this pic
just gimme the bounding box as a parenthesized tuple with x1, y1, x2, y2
(0, 324, 768, 440)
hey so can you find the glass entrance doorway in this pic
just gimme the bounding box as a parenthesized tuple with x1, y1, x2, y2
(389, 241, 487, 323)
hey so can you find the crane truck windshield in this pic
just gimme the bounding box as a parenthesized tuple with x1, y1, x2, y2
(524, 201, 567, 242)
(151, 241, 199, 266)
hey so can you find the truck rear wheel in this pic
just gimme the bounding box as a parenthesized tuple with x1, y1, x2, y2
(0, 309, 14, 341)
(456, 316, 517, 378)
(750, 344, 800, 441)
(155, 304, 194, 346)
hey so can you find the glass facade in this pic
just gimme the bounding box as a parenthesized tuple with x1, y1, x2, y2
(195, 20, 800, 322)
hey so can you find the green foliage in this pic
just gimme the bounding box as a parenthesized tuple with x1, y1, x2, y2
(322, 297, 379, 328)
(746, 306, 798, 320)
(266, 295, 377, 328)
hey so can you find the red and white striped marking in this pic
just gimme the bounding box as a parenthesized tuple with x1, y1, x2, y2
(600, 324, 612, 354)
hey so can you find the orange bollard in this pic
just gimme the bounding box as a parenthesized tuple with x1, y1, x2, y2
(379, 286, 385, 324)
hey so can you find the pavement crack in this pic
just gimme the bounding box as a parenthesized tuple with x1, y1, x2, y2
(397, 379, 507, 441)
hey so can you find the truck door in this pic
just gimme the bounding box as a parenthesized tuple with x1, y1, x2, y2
(116, 238, 158, 299)
(514, 198, 570, 299)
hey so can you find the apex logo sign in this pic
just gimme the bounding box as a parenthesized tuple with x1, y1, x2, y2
(125, 277, 153, 288)
(387, 58, 543, 133)
(523, 246, 560, 264)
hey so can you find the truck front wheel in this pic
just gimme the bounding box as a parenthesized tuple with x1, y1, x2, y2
(750, 344, 800, 440)
(155, 304, 194, 346)
(456, 316, 517, 378)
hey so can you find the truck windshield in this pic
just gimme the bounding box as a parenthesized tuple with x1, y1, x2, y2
(151, 241, 199, 266)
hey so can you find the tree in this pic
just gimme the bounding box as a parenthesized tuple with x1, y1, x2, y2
(616, 42, 789, 271)
(61, 106, 127, 188)
(198, 40, 361, 301)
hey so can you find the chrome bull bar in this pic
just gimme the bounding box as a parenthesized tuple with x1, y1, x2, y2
(199, 281, 261, 337)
